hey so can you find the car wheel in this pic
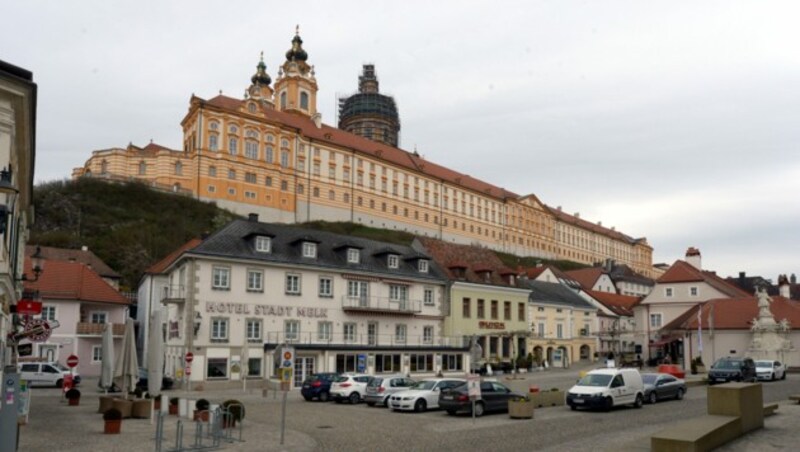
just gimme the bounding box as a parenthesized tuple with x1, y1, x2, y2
(633, 394, 644, 409)
(648, 392, 658, 404)
(348, 392, 360, 404)
(319, 391, 330, 402)
(382, 397, 391, 407)
(414, 399, 427, 413)
(473, 401, 485, 417)
(446, 409, 457, 416)
(771, 372, 776, 381)
(56, 379, 63, 388)
(303, 396, 312, 402)
(676, 388, 684, 400)
(603, 397, 614, 412)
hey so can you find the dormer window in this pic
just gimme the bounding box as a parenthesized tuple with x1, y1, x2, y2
(302, 242, 317, 258)
(388, 255, 399, 269)
(347, 248, 360, 264)
(255, 236, 271, 253)
(418, 260, 429, 273)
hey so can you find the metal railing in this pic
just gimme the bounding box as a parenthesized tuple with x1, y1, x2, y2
(341, 295, 422, 314)
(76, 322, 125, 335)
(265, 331, 466, 348)
(162, 285, 186, 302)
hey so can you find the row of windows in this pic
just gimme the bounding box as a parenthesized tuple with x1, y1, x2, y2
(461, 298, 526, 322)
(664, 286, 699, 297)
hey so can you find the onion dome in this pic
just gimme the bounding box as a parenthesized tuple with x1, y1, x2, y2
(251, 52, 272, 86)
(285, 26, 309, 62)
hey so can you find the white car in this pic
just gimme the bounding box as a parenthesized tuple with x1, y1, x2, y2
(389, 378, 465, 412)
(330, 374, 372, 404)
(18, 362, 81, 387)
(755, 360, 786, 381)
(566, 368, 645, 411)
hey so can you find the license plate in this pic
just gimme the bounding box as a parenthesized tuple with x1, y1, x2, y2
(442, 395, 453, 400)
(573, 399, 584, 404)
(303, 385, 310, 389)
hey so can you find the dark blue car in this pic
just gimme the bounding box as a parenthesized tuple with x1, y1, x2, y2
(301, 373, 339, 402)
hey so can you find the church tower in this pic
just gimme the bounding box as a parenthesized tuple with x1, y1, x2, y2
(338, 64, 400, 147)
(246, 52, 274, 107)
(273, 26, 319, 119)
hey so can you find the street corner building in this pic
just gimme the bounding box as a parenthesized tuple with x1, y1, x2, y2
(70, 28, 656, 280)
(149, 215, 471, 388)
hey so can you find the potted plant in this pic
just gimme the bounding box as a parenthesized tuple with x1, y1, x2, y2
(194, 398, 210, 422)
(508, 394, 535, 419)
(169, 397, 179, 415)
(103, 408, 123, 434)
(66, 388, 81, 406)
(691, 356, 706, 375)
(221, 400, 246, 428)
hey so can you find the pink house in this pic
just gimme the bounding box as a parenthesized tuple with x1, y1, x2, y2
(22, 253, 131, 377)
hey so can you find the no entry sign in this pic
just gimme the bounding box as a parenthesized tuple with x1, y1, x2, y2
(185, 352, 194, 363)
(66, 355, 79, 368)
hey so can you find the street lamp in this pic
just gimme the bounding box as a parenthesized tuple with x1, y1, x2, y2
(16, 246, 44, 282)
(193, 312, 202, 337)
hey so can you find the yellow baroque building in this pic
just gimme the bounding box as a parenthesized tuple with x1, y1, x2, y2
(72, 29, 655, 277)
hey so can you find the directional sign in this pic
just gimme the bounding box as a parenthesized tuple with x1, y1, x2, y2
(185, 352, 194, 363)
(66, 355, 79, 368)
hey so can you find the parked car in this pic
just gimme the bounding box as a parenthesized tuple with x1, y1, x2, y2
(707, 357, 756, 385)
(330, 374, 372, 404)
(641, 372, 686, 404)
(136, 367, 175, 392)
(439, 381, 524, 416)
(755, 360, 786, 381)
(300, 372, 340, 402)
(388, 378, 465, 412)
(566, 368, 645, 411)
(364, 375, 415, 407)
(18, 362, 81, 388)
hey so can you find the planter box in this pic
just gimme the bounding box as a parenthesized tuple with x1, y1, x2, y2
(98, 396, 114, 414)
(530, 390, 565, 408)
(104, 419, 122, 434)
(508, 400, 535, 419)
(131, 400, 151, 419)
(68, 397, 80, 406)
(112, 399, 133, 419)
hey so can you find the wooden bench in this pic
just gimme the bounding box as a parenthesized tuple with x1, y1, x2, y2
(651, 415, 740, 452)
(789, 395, 800, 404)
(763, 403, 779, 417)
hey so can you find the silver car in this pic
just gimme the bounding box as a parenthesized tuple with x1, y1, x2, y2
(641, 372, 686, 404)
(364, 375, 415, 407)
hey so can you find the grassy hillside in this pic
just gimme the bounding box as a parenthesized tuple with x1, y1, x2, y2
(31, 178, 238, 290)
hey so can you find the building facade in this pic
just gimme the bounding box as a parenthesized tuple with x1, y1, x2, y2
(156, 217, 468, 388)
(72, 29, 656, 278)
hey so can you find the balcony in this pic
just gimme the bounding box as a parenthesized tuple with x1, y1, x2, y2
(76, 322, 125, 336)
(162, 285, 186, 304)
(264, 331, 465, 348)
(341, 295, 421, 315)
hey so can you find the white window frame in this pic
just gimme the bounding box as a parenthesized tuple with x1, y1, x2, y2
(255, 236, 271, 253)
(212, 266, 231, 290)
(285, 273, 301, 295)
(211, 317, 229, 342)
(91, 345, 102, 363)
(423, 288, 434, 306)
(318, 321, 332, 341)
(556, 323, 563, 339)
(318, 276, 333, 298)
(209, 134, 218, 151)
(689, 286, 699, 297)
(247, 269, 264, 292)
(302, 242, 317, 258)
(395, 324, 407, 344)
(387, 254, 399, 269)
(347, 248, 360, 264)
(650, 313, 663, 328)
(343, 323, 357, 343)
(41, 306, 56, 321)
(246, 319, 262, 342)
(90, 311, 108, 324)
(285, 320, 300, 342)
(423, 326, 433, 344)
(418, 260, 429, 273)
(665, 287, 673, 298)
(389, 284, 408, 302)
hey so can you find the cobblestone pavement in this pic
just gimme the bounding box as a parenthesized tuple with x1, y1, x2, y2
(16, 366, 800, 452)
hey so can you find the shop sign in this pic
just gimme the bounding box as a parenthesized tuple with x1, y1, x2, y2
(478, 321, 505, 330)
(205, 302, 328, 318)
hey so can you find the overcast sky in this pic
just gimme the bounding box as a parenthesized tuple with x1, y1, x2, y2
(3, 1, 799, 282)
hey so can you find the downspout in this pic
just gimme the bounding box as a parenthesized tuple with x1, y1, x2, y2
(646, 304, 651, 362)
(438, 179, 444, 240)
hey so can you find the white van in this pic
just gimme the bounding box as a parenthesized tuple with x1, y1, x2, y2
(566, 368, 644, 411)
(18, 362, 81, 388)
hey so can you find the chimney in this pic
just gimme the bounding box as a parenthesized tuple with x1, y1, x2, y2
(791, 273, 797, 285)
(248, 213, 259, 222)
(778, 274, 790, 298)
(574, 212, 580, 218)
(556, 206, 562, 211)
(738, 271, 746, 287)
(685, 247, 702, 270)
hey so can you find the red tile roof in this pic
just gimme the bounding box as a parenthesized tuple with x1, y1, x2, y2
(145, 238, 202, 274)
(201, 94, 517, 200)
(417, 237, 515, 286)
(565, 267, 605, 290)
(662, 296, 800, 331)
(23, 259, 130, 305)
(546, 207, 647, 246)
(586, 290, 642, 316)
(27, 245, 120, 279)
(657, 260, 750, 298)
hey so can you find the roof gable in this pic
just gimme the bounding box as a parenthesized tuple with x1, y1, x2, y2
(523, 280, 597, 310)
(24, 259, 130, 305)
(415, 237, 515, 287)
(662, 296, 800, 331)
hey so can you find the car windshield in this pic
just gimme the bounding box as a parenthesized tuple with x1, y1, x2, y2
(713, 360, 741, 369)
(577, 374, 613, 387)
(642, 374, 658, 384)
(412, 380, 438, 391)
(755, 361, 772, 368)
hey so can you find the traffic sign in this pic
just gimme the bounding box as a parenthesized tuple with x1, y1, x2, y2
(66, 355, 79, 368)
(17, 299, 42, 316)
(185, 351, 194, 363)
(280, 347, 294, 369)
(185, 366, 192, 376)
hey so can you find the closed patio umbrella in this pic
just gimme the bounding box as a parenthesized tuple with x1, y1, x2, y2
(100, 322, 115, 393)
(242, 336, 249, 392)
(147, 309, 164, 398)
(114, 318, 139, 398)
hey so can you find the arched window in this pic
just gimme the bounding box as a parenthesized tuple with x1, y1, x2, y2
(174, 161, 183, 175)
(300, 92, 309, 110)
(280, 92, 287, 109)
(209, 134, 219, 151)
(138, 161, 146, 175)
(265, 145, 274, 163)
(280, 150, 289, 168)
(208, 166, 217, 177)
(209, 121, 219, 131)
(229, 137, 238, 155)
(245, 141, 258, 159)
